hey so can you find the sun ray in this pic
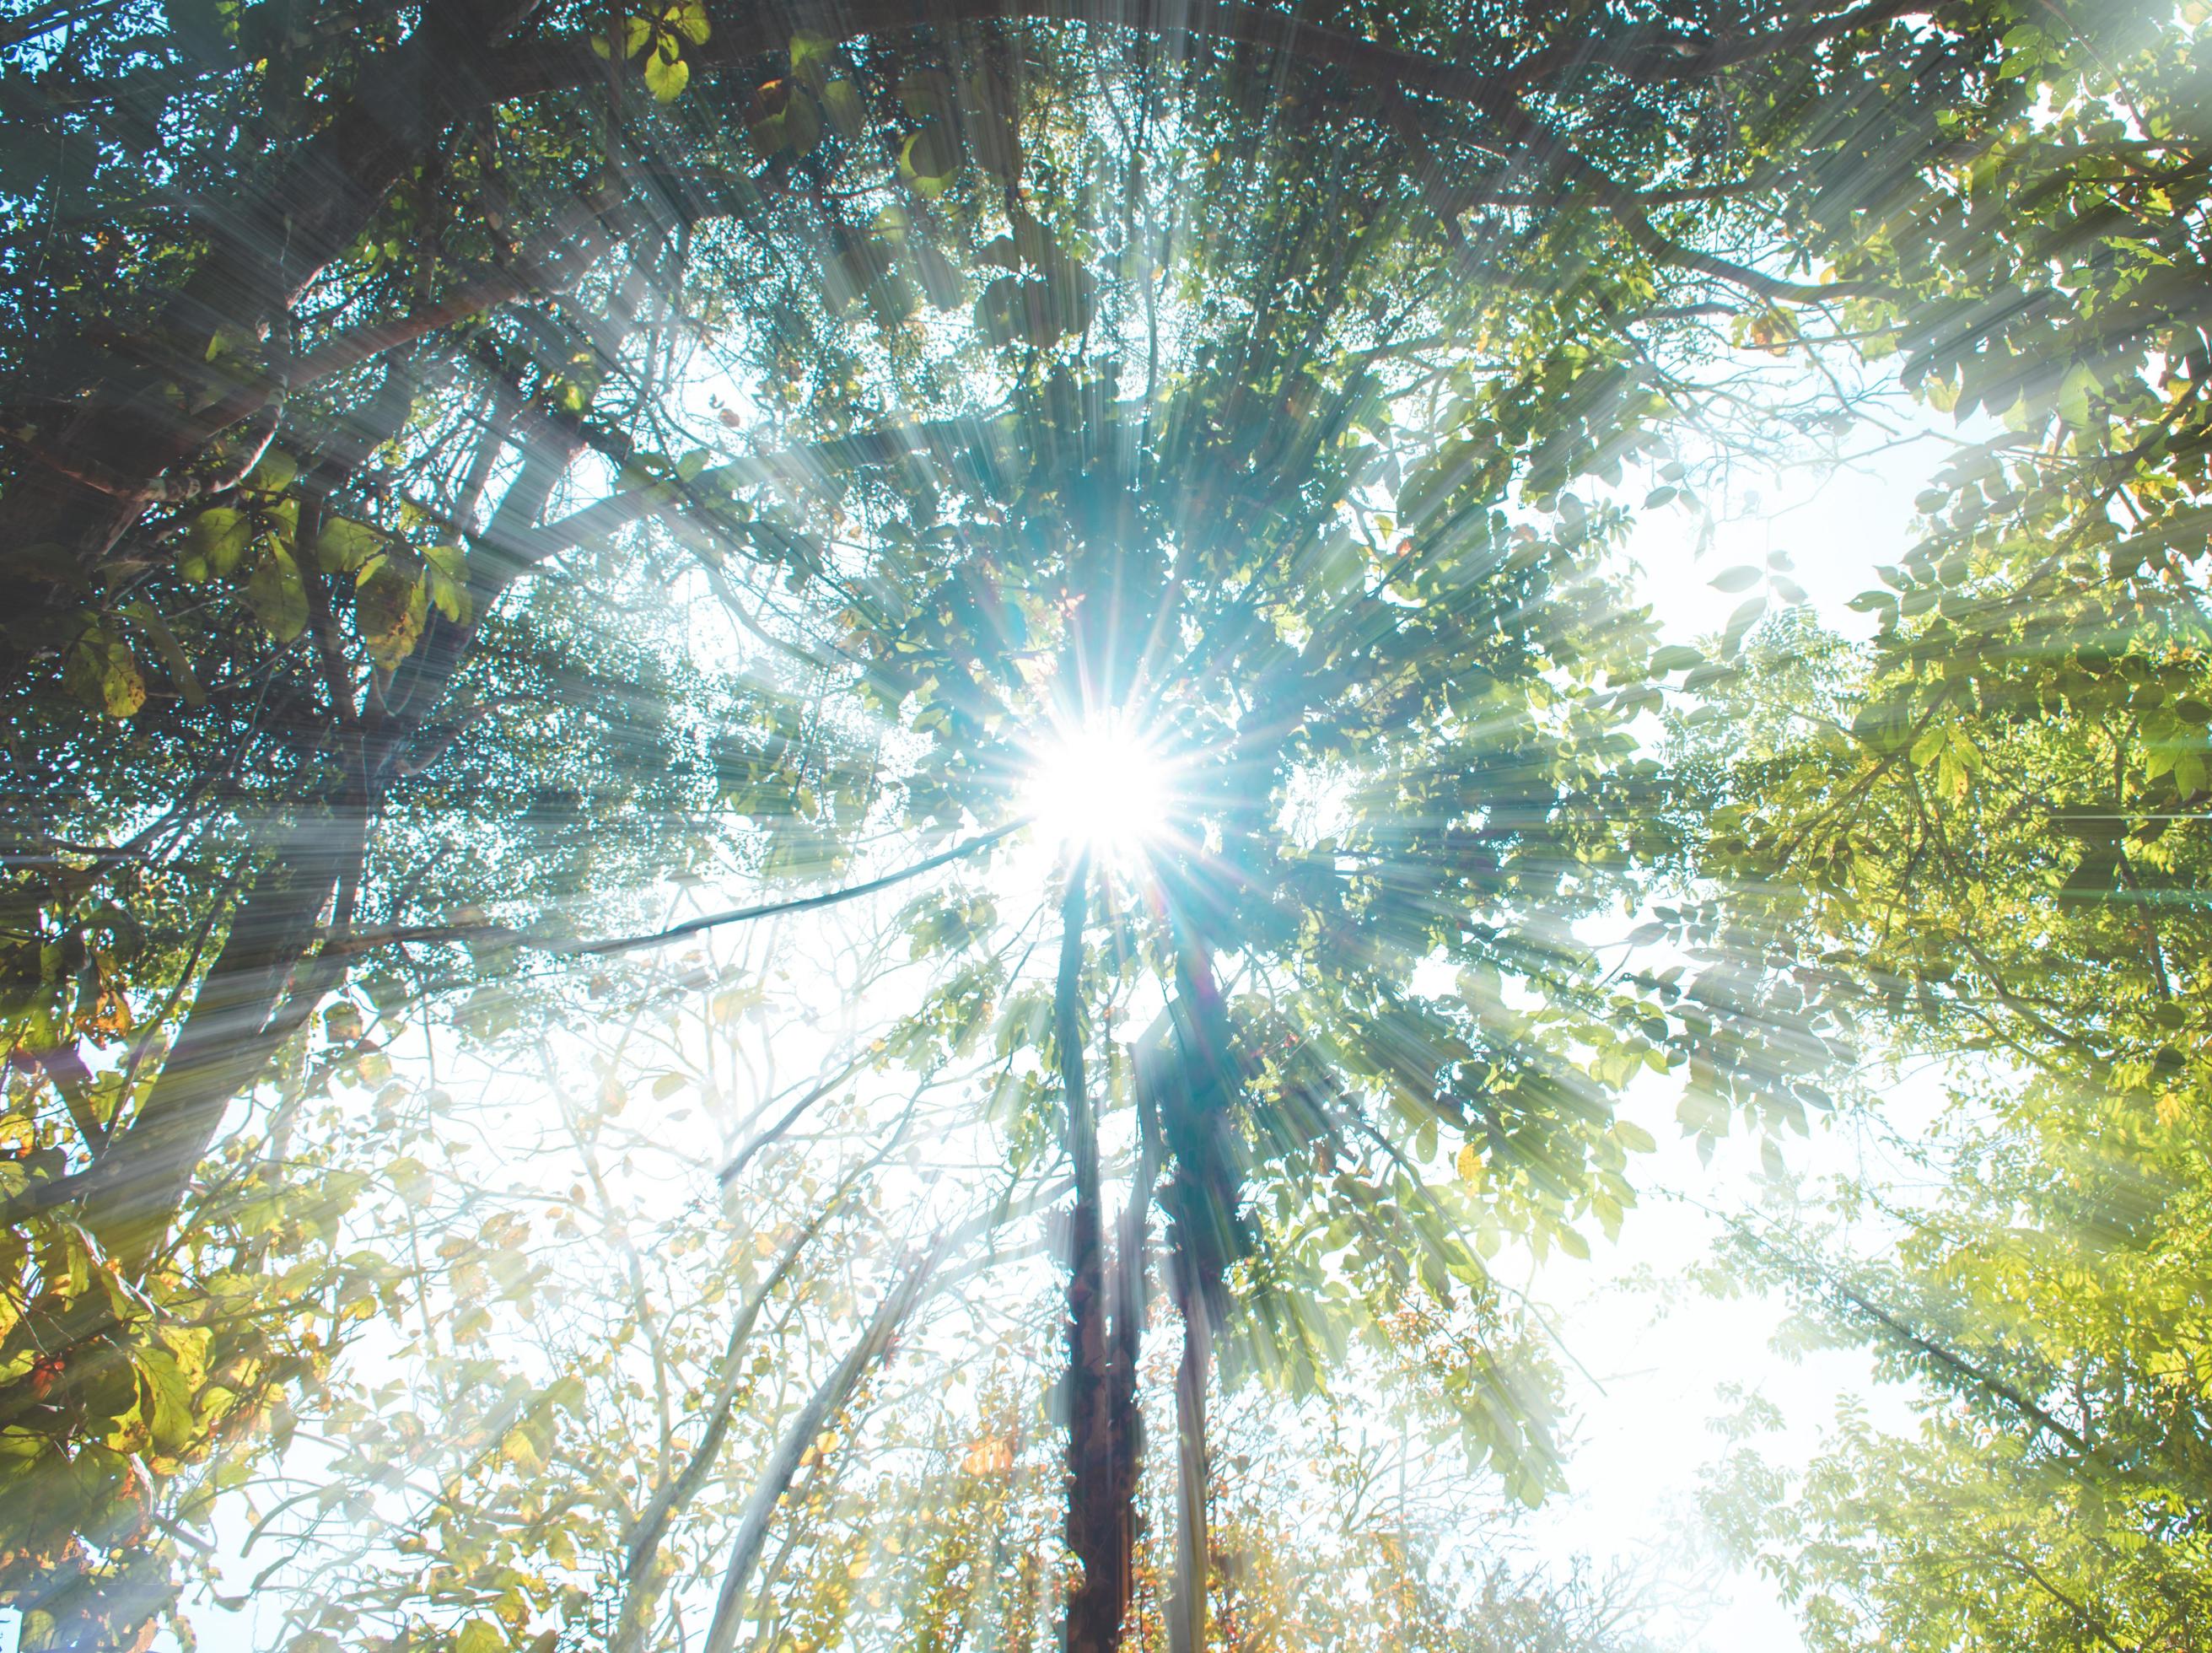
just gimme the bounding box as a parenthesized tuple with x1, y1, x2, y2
(1023, 713, 1174, 863)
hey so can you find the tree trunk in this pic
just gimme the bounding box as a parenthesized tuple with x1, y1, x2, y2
(697, 1238, 947, 1653)
(61, 393, 580, 1271)
(1105, 1036, 1165, 1640)
(1167, 1261, 1212, 1653)
(76, 805, 369, 1273)
(1160, 943, 1240, 1653)
(611, 1157, 880, 1653)
(1058, 858, 1124, 1653)
(1059, 869, 1172, 1653)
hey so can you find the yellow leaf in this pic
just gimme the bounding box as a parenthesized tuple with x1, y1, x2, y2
(62, 624, 148, 719)
(500, 1427, 543, 1473)
(355, 555, 428, 667)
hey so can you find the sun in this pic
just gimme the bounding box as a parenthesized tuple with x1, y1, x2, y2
(1023, 713, 1171, 859)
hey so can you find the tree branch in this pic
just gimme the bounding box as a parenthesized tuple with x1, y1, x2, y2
(331, 818, 1028, 960)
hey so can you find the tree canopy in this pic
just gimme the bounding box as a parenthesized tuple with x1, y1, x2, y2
(2, 0, 2209, 1650)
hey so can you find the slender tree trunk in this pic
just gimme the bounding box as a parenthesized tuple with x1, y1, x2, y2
(1166, 1260, 1212, 1653)
(1160, 943, 1239, 1653)
(78, 805, 370, 1273)
(1106, 1040, 1164, 1638)
(1058, 856, 1126, 1653)
(697, 1238, 947, 1653)
(1060, 868, 1171, 1653)
(611, 1155, 887, 1653)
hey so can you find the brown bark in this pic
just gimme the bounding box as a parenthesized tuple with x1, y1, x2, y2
(1101, 1036, 1165, 1646)
(1166, 1258, 1212, 1653)
(1058, 875, 1173, 1653)
(1058, 859, 1124, 1653)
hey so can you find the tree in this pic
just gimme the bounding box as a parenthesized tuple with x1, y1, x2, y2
(1658, 0, 2212, 1623)
(12, 0, 2199, 1648)
(1675, 600, 2212, 1650)
(216, 891, 1060, 1653)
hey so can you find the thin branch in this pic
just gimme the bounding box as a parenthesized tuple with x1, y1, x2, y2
(331, 818, 1029, 959)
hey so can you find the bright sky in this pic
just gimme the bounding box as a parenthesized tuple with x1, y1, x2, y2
(1506, 391, 1967, 1648)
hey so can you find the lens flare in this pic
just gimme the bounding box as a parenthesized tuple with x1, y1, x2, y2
(1024, 714, 1171, 858)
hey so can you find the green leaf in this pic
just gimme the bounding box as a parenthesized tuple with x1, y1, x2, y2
(643, 48, 689, 101)
(122, 601, 204, 705)
(1709, 565, 1762, 593)
(665, 0, 710, 44)
(747, 79, 820, 153)
(313, 514, 386, 574)
(788, 26, 832, 76)
(455, 1618, 507, 1653)
(385, 1156, 433, 1205)
(819, 76, 866, 136)
(184, 507, 252, 582)
(245, 543, 309, 642)
(62, 624, 147, 719)
(245, 447, 297, 493)
(900, 126, 962, 194)
(2056, 361, 2097, 427)
(423, 543, 471, 624)
(137, 1349, 198, 1456)
(1721, 594, 1767, 658)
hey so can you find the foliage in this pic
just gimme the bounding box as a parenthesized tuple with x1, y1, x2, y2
(1678, 602, 2212, 1649)
(2, 0, 2209, 1647)
(1666, 0, 2212, 1607)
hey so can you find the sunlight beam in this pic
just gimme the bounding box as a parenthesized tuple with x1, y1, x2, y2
(1024, 713, 1171, 859)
